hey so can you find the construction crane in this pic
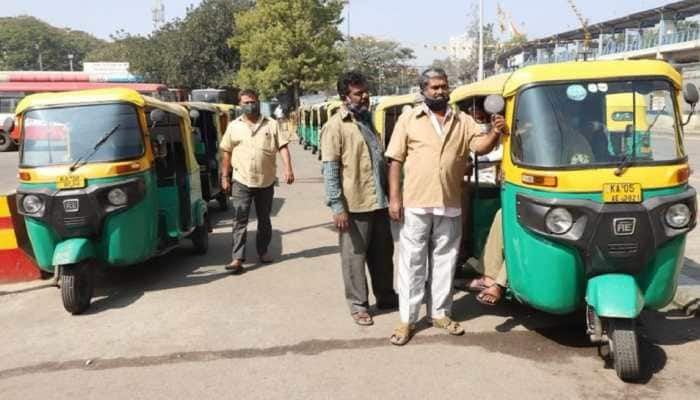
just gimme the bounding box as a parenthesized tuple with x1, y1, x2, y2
(566, 0, 592, 59)
(496, 3, 526, 41)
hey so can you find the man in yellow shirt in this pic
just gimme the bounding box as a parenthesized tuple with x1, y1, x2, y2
(220, 89, 295, 274)
(385, 68, 505, 345)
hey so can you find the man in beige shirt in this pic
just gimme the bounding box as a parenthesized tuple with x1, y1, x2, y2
(385, 68, 505, 345)
(220, 89, 295, 274)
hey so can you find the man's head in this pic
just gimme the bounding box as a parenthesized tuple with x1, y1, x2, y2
(238, 89, 260, 117)
(466, 102, 488, 124)
(337, 71, 370, 115)
(419, 68, 449, 112)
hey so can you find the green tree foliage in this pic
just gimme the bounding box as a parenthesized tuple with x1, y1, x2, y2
(86, 0, 253, 89)
(0, 16, 103, 71)
(230, 0, 345, 104)
(341, 35, 416, 95)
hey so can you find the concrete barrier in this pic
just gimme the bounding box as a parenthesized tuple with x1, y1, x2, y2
(0, 194, 41, 282)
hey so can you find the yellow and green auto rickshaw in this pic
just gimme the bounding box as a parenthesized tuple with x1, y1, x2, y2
(315, 99, 343, 161)
(372, 93, 421, 148)
(605, 93, 652, 159)
(180, 101, 228, 210)
(452, 60, 698, 381)
(298, 104, 311, 149)
(7, 88, 210, 315)
(309, 103, 323, 155)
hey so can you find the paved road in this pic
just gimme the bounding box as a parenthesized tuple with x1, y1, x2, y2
(1, 142, 700, 399)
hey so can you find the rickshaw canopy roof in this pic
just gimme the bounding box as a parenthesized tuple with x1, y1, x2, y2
(374, 93, 422, 113)
(449, 73, 510, 103)
(502, 60, 682, 96)
(179, 101, 223, 114)
(15, 88, 190, 119)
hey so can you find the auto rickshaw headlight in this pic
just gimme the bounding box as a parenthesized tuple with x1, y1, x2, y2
(665, 204, 691, 228)
(107, 188, 128, 206)
(545, 208, 573, 234)
(22, 194, 44, 214)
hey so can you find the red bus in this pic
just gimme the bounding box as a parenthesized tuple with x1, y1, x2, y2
(0, 72, 171, 151)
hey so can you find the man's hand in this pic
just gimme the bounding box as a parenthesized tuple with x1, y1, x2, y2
(389, 197, 403, 222)
(333, 211, 350, 232)
(221, 176, 231, 193)
(491, 114, 506, 134)
(283, 169, 295, 185)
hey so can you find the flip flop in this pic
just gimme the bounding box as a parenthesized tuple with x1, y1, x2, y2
(466, 276, 490, 293)
(476, 285, 503, 306)
(225, 260, 245, 275)
(390, 323, 414, 346)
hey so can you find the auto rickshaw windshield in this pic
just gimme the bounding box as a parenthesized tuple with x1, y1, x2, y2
(20, 103, 144, 167)
(512, 79, 684, 169)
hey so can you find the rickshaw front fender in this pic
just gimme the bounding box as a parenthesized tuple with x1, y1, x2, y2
(52, 238, 96, 266)
(586, 274, 644, 319)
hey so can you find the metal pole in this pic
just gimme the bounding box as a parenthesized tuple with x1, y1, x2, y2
(478, 0, 484, 81)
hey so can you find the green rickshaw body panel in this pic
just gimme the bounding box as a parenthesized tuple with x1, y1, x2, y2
(585, 274, 644, 318)
(20, 171, 160, 270)
(502, 182, 688, 315)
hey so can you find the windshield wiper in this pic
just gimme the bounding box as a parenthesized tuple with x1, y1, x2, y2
(69, 124, 120, 172)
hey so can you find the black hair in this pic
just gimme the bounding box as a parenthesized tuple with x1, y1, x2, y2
(337, 71, 368, 100)
(238, 89, 259, 101)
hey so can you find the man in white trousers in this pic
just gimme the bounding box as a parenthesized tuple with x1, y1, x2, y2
(385, 68, 505, 345)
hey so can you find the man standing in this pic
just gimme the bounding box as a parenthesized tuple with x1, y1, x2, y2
(385, 68, 505, 345)
(220, 89, 295, 274)
(321, 71, 398, 326)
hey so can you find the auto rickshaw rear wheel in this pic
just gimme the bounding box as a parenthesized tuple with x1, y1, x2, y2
(191, 216, 209, 255)
(0, 132, 16, 152)
(607, 318, 641, 382)
(60, 261, 95, 315)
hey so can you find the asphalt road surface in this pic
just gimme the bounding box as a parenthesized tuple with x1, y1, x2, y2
(1, 140, 700, 399)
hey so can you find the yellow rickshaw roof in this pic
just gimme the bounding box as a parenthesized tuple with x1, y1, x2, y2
(325, 100, 343, 111)
(143, 96, 190, 119)
(449, 73, 510, 103)
(16, 88, 146, 114)
(213, 103, 235, 111)
(179, 101, 223, 114)
(374, 93, 422, 112)
(503, 60, 682, 96)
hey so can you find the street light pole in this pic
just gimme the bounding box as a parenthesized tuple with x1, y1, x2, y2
(68, 54, 74, 72)
(35, 44, 43, 71)
(478, 0, 484, 81)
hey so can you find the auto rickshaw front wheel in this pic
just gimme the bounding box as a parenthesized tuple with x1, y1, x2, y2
(607, 318, 641, 382)
(60, 261, 95, 315)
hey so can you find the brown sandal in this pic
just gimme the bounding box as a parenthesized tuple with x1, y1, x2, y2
(352, 311, 373, 326)
(432, 317, 465, 335)
(476, 285, 503, 306)
(390, 323, 414, 346)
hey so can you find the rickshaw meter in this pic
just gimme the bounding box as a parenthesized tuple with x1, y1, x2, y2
(665, 204, 691, 229)
(107, 188, 128, 206)
(545, 208, 573, 234)
(22, 194, 44, 214)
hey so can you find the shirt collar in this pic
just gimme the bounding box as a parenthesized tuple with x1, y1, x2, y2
(419, 102, 452, 120)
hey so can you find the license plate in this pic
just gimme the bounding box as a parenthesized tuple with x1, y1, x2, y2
(56, 175, 85, 189)
(603, 183, 642, 203)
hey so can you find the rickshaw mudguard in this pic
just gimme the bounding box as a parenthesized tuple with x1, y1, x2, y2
(585, 274, 644, 319)
(52, 238, 96, 266)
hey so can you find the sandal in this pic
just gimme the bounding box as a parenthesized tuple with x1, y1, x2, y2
(432, 317, 465, 336)
(352, 311, 374, 326)
(389, 323, 414, 346)
(225, 260, 245, 275)
(465, 276, 490, 292)
(476, 285, 503, 306)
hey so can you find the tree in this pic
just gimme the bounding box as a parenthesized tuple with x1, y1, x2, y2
(341, 35, 416, 95)
(229, 0, 345, 105)
(0, 16, 103, 71)
(430, 57, 471, 85)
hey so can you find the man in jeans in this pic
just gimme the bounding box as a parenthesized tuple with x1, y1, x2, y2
(321, 71, 398, 326)
(220, 89, 295, 274)
(385, 68, 505, 345)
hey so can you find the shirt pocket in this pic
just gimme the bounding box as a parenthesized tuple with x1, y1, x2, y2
(259, 131, 276, 154)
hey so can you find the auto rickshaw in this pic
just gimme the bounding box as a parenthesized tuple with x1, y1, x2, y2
(315, 100, 343, 161)
(450, 60, 698, 381)
(372, 93, 421, 147)
(7, 88, 210, 315)
(298, 105, 311, 149)
(309, 103, 322, 155)
(180, 101, 228, 210)
(606, 93, 652, 159)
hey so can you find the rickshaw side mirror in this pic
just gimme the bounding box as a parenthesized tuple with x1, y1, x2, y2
(683, 83, 699, 106)
(150, 109, 166, 125)
(3, 117, 14, 133)
(484, 95, 505, 115)
(189, 109, 200, 122)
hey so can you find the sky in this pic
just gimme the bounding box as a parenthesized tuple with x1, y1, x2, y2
(1, 0, 683, 66)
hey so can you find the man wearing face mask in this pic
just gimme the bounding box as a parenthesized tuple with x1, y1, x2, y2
(320, 71, 398, 326)
(385, 68, 505, 345)
(219, 89, 295, 274)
